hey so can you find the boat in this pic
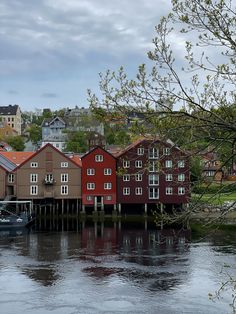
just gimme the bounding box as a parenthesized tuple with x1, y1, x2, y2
(0, 211, 34, 229)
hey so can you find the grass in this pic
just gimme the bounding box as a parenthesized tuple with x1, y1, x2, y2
(191, 192, 236, 205)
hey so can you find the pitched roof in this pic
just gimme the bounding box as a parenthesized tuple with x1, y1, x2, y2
(0, 152, 34, 166)
(81, 145, 117, 160)
(14, 143, 82, 170)
(0, 105, 19, 115)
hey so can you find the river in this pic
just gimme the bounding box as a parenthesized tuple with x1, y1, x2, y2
(0, 219, 236, 314)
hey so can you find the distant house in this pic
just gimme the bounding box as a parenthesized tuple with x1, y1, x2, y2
(81, 146, 117, 212)
(114, 137, 190, 214)
(0, 124, 18, 139)
(41, 116, 67, 151)
(0, 104, 22, 135)
(199, 150, 224, 182)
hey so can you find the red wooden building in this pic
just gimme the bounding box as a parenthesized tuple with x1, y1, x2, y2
(114, 138, 190, 214)
(81, 146, 117, 212)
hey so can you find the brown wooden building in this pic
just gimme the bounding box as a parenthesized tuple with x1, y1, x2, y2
(13, 144, 82, 214)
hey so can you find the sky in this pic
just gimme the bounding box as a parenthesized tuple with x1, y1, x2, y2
(0, 0, 173, 112)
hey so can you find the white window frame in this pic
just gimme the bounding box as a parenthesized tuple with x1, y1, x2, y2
(137, 147, 144, 155)
(148, 147, 159, 159)
(149, 161, 159, 172)
(166, 187, 173, 195)
(30, 185, 38, 195)
(178, 187, 185, 195)
(123, 174, 130, 181)
(135, 173, 143, 181)
(123, 160, 130, 168)
(61, 173, 68, 183)
(8, 174, 14, 183)
(178, 160, 185, 168)
(61, 162, 68, 168)
(87, 183, 95, 190)
(165, 160, 173, 168)
(30, 173, 38, 183)
(104, 168, 112, 175)
(61, 185, 68, 195)
(87, 168, 95, 176)
(123, 187, 130, 195)
(135, 160, 142, 168)
(31, 162, 38, 168)
(135, 187, 143, 195)
(178, 174, 185, 181)
(106, 195, 112, 201)
(163, 147, 171, 155)
(86, 195, 93, 201)
(95, 154, 103, 162)
(166, 174, 173, 181)
(149, 187, 159, 199)
(104, 182, 112, 190)
(149, 174, 159, 185)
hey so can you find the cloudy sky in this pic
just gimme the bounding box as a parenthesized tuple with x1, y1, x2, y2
(0, 0, 173, 111)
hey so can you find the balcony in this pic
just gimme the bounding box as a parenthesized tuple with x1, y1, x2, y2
(43, 177, 55, 185)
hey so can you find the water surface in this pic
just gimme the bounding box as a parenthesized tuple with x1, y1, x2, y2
(0, 221, 235, 314)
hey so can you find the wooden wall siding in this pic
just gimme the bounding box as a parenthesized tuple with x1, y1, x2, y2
(0, 167, 6, 199)
(117, 140, 190, 205)
(16, 145, 81, 200)
(82, 146, 117, 205)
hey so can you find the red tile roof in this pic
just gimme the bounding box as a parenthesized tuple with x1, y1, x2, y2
(0, 152, 34, 166)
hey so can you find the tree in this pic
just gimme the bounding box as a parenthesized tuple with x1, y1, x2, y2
(89, 0, 236, 174)
(27, 125, 42, 145)
(6, 136, 25, 151)
(65, 131, 88, 153)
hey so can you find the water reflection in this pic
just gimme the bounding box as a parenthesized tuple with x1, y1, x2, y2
(0, 219, 235, 314)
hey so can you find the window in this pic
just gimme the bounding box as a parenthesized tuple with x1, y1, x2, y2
(163, 147, 170, 155)
(149, 147, 159, 159)
(123, 187, 130, 195)
(165, 160, 172, 168)
(86, 195, 93, 201)
(104, 168, 112, 175)
(61, 162, 68, 168)
(106, 195, 112, 201)
(8, 174, 14, 183)
(166, 187, 173, 195)
(123, 160, 130, 168)
(178, 187, 185, 195)
(178, 160, 185, 168)
(178, 174, 185, 181)
(31, 162, 38, 168)
(149, 174, 159, 185)
(95, 155, 103, 162)
(123, 174, 130, 181)
(45, 173, 53, 183)
(135, 173, 143, 181)
(149, 187, 159, 199)
(137, 147, 144, 155)
(30, 174, 38, 183)
(87, 168, 95, 175)
(61, 173, 68, 182)
(87, 183, 95, 190)
(61, 185, 68, 195)
(135, 160, 142, 168)
(149, 161, 159, 172)
(104, 182, 112, 190)
(135, 187, 142, 195)
(166, 174, 173, 181)
(30, 185, 38, 195)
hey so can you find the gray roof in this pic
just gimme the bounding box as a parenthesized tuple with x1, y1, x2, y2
(0, 154, 16, 171)
(0, 105, 19, 116)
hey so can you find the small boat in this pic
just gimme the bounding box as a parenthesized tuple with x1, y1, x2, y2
(0, 212, 33, 229)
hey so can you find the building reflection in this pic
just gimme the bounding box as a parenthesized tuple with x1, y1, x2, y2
(0, 218, 191, 289)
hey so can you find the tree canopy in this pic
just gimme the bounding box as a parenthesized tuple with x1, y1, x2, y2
(89, 0, 236, 173)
